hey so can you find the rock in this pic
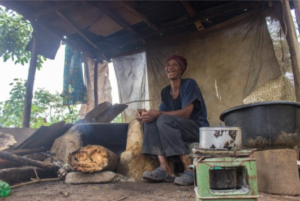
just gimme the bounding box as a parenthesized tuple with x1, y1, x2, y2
(0, 133, 17, 151)
(117, 120, 158, 179)
(58, 163, 74, 179)
(114, 174, 136, 183)
(254, 149, 300, 195)
(48, 126, 82, 165)
(65, 171, 116, 184)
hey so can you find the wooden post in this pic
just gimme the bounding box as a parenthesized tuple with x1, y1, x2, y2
(293, 0, 300, 35)
(22, 33, 38, 128)
(281, 0, 300, 102)
(94, 59, 98, 108)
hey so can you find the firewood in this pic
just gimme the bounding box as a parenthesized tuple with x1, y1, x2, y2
(0, 151, 58, 171)
(68, 145, 119, 173)
(0, 167, 57, 185)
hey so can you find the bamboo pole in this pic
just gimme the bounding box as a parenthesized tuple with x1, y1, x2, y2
(94, 59, 99, 108)
(281, 0, 300, 101)
(22, 33, 38, 128)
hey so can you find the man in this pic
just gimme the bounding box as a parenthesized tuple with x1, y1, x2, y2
(136, 55, 209, 186)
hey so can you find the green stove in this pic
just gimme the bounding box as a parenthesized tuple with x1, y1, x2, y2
(192, 149, 258, 201)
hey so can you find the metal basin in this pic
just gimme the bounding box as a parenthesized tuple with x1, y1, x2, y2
(220, 101, 300, 149)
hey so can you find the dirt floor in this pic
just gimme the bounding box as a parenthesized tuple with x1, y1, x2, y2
(2, 180, 300, 201)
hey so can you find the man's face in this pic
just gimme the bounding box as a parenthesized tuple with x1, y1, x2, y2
(165, 59, 182, 80)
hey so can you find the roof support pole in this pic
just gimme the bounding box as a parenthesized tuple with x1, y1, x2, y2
(293, 0, 300, 37)
(22, 33, 38, 128)
(94, 59, 99, 108)
(281, 0, 300, 101)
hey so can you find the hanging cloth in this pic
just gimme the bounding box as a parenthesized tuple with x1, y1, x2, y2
(61, 45, 87, 106)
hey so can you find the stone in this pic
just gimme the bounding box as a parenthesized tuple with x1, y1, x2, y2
(65, 171, 116, 184)
(48, 125, 82, 165)
(254, 149, 300, 195)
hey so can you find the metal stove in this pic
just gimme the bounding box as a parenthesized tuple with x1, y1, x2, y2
(192, 127, 259, 201)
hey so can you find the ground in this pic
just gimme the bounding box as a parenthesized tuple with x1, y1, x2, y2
(2, 181, 300, 201)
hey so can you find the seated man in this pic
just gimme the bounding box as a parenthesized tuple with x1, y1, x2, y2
(136, 55, 209, 186)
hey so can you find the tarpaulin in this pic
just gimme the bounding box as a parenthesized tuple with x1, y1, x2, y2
(79, 57, 112, 117)
(146, 9, 282, 126)
(113, 52, 149, 123)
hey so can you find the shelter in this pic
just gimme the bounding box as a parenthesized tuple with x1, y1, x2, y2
(1, 0, 300, 126)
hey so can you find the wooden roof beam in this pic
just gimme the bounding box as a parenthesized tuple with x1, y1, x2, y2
(104, 1, 258, 55)
(42, 2, 106, 60)
(33, 2, 79, 18)
(120, 1, 159, 31)
(181, 1, 204, 30)
(88, 2, 142, 37)
(0, 1, 102, 60)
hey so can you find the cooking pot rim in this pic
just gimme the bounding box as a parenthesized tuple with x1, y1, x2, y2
(220, 101, 300, 121)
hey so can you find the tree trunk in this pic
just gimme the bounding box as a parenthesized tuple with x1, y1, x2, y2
(0, 151, 58, 171)
(280, 0, 300, 101)
(69, 145, 119, 173)
(22, 33, 38, 128)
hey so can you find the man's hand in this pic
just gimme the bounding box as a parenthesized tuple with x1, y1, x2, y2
(136, 109, 147, 122)
(139, 109, 161, 123)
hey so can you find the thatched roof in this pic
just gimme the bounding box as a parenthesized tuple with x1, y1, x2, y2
(1, 1, 265, 60)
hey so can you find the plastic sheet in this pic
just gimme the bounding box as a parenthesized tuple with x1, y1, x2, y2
(113, 52, 149, 123)
(79, 57, 112, 117)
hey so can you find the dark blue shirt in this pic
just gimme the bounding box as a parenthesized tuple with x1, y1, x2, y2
(159, 79, 209, 127)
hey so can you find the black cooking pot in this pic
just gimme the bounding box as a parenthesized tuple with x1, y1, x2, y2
(220, 101, 300, 149)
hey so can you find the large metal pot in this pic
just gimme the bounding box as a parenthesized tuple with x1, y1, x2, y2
(199, 127, 242, 150)
(220, 101, 300, 149)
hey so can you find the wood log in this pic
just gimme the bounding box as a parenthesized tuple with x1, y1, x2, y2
(69, 145, 119, 173)
(117, 120, 158, 179)
(0, 167, 56, 185)
(0, 151, 58, 171)
(0, 159, 22, 169)
(48, 126, 82, 165)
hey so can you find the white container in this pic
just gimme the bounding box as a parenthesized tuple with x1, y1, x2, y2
(199, 127, 242, 150)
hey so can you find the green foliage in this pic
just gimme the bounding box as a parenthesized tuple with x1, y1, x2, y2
(0, 79, 80, 128)
(111, 114, 123, 123)
(0, 6, 46, 69)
